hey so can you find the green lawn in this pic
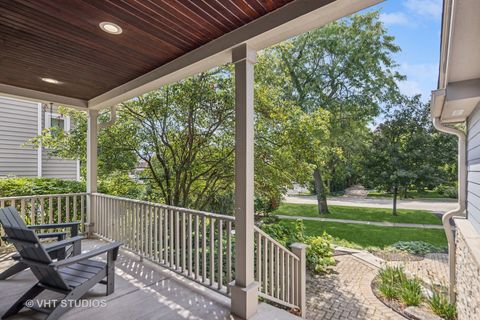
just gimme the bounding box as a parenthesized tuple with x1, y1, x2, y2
(281, 220, 447, 248)
(273, 203, 442, 225)
(367, 190, 452, 199)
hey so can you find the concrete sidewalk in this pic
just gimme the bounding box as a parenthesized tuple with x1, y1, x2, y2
(276, 214, 444, 229)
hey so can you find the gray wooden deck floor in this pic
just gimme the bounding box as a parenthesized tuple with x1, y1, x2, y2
(0, 239, 232, 320)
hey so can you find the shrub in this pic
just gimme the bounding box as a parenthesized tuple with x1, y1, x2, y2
(0, 177, 85, 197)
(260, 220, 335, 273)
(400, 278, 423, 306)
(428, 288, 457, 320)
(98, 172, 145, 199)
(391, 241, 445, 255)
(304, 233, 336, 273)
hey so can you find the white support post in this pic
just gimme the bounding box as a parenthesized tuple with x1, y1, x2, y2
(230, 43, 258, 319)
(86, 110, 98, 237)
(291, 243, 308, 318)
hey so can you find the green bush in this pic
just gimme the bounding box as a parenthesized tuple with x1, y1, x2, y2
(436, 185, 458, 199)
(400, 278, 423, 306)
(304, 232, 336, 273)
(260, 220, 335, 273)
(428, 288, 457, 320)
(0, 177, 85, 197)
(391, 241, 445, 255)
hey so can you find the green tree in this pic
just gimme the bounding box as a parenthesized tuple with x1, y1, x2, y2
(268, 11, 404, 214)
(364, 96, 456, 215)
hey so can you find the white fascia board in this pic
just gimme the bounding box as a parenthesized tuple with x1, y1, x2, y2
(0, 83, 88, 110)
(88, 0, 382, 110)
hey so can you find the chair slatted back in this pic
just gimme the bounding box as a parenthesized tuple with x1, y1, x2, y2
(0, 207, 70, 291)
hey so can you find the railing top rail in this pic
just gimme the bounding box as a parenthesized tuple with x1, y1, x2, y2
(92, 192, 235, 221)
(0, 193, 88, 201)
(254, 225, 300, 261)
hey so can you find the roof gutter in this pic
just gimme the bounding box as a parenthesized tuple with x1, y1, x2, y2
(431, 92, 467, 303)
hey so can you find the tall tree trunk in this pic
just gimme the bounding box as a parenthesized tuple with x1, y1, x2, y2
(392, 186, 398, 216)
(313, 167, 329, 214)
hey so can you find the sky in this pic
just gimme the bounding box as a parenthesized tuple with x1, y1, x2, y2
(362, 0, 443, 103)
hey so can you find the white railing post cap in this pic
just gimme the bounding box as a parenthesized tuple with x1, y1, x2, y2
(290, 243, 309, 251)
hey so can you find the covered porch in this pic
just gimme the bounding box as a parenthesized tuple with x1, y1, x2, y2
(0, 1, 382, 318)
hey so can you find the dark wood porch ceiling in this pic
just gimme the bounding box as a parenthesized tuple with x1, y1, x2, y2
(0, 0, 293, 100)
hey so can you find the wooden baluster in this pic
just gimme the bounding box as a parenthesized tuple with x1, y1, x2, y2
(270, 241, 274, 296)
(195, 214, 200, 280)
(154, 206, 159, 261)
(263, 237, 268, 294)
(80, 195, 85, 230)
(276, 246, 280, 298)
(209, 217, 215, 286)
(181, 211, 186, 273)
(73, 195, 77, 221)
(149, 205, 154, 259)
(217, 219, 223, 290)
(226, 221, 232, 294)
(159, 208, 164, 263)
(39, 197, 45, 225)
(174, 210, 179, 270)
(20, 199, 25, 220)
(65, 196, 70, 222)
(256, 231, 262, 286)
(202, 216, 207, 283)
(169, 209, 174, 268)
(48, 197, 53, 224)
(188, 213, 192, 277)
(0, 199, 4, 208)
(57, 196, 62, 223)
(30, 197, 36, 225)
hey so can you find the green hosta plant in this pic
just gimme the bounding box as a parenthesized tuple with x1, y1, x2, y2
(304, 232, 336, 273)
(391, 241, 444, 255)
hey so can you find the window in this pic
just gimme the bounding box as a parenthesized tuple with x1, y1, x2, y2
(45, 112, 70, 132)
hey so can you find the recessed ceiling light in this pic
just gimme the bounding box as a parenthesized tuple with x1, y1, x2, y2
(41, 77, 61, 84)
(99, 22, 122, 35)
(452, 109, 464, 116)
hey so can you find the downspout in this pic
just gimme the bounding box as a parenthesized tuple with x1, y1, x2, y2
(98, 106, 117, 130)
(432, 116, 467, 303)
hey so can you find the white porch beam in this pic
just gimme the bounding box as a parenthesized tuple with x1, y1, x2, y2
(230, 44, 258, 319)
(86, 110, 99, 237)
(88, 0, 381, 110)
(0, 83, 88, 110)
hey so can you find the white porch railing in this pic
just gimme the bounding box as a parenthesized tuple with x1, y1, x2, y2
(0, 192, 306, 316)
(0, 193, 87, 246)
(254, 226, 306, 315)
(92, 193, 235, 294)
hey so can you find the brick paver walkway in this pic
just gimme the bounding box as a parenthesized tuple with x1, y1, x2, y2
(386, 253, 448, 285)
(306, 253, 405, 320)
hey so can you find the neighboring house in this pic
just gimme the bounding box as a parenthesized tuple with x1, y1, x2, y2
(0, 96, 79, 180)
(431, 1, 480, 319)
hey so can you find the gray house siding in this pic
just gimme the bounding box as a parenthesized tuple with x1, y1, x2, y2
(0, 97, 38, 177)
(467, 105, 480, 233)
(41, 105, 78, 180)
(0, 96, 79, 180)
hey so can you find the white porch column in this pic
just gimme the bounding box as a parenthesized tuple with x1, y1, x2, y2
(230, 43, 258, 319)
(86, 109, 98, 237)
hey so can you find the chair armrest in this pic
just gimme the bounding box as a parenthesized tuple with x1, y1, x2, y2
(51, 242, 122, 268)
(28, 222, 81, 230)
(28, 222, 81, 237)
(43, 236, 84, 252)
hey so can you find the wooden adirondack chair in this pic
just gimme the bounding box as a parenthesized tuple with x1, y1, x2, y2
(0, 206, 83, 280)
(0, 206, 122, 319)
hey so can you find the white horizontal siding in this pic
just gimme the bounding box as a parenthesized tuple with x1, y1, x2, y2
(467, 106, 480, 233)
(42, 153, 78, 180)
(0, 96, 38, 177)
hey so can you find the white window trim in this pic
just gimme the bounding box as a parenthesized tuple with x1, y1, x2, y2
(37, 103, 42, 177)
(45, 112, 71, 132)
